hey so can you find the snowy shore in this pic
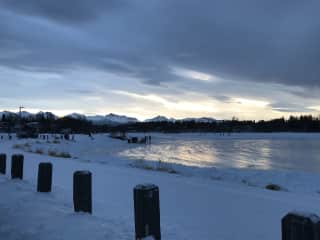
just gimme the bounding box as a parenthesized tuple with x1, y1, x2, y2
(0, 133, 320, 239)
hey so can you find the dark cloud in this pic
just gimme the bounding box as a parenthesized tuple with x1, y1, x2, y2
(289, 88, 320, 99)
(0, 0, 123, 23)
(270, 102, 313, 113)
(0, 0, 320, 88)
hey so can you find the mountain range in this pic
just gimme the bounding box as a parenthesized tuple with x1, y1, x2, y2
(0, 111, 58, 120)
(0, 111, 217, 125)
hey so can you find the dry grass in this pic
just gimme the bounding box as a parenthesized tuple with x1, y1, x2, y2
(13, 142, 70, 158)
(48, 150, 71, 158)
(13, 143, 31, 149)
(13, 143, 32, 153)
(35, 148, 44, 154)
(13, 144, 21, 149)
(24, 143, 31, 148)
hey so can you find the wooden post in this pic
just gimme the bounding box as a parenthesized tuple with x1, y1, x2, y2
(73, 171, 92, 214)
(282, 212, 320, 240)
(134, 184, 161, 240)
(11, 154, 24, 179)
(0, 153, 6, 174)
(37, 162, 53, 192)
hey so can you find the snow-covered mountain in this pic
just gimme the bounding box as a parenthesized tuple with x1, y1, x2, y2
(65, 113, 87, 120)
(87, 113, 138, 125)
(0, 111, 59, 121)
(144, 115, 176, 123)
(180, 117, 217, 123)
(105, 113, 138, 124)
(144, 116, 218, 123)
(20, 111, 35, 119)
(86, 115, 106, 123)
(35, 111, 59, 120)
(0, 111, 35, 119)
(0, 110, 219, 125)
(0, 111, 17, 119)
(0, 110, 139, 125)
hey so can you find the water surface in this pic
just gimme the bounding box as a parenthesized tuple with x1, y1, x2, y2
(119, 133, 320, 173)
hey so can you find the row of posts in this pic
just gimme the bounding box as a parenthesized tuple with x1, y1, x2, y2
(39, 134, 76, 141)
(0, 135, 12, 140)
(2, 153, 319, 239)
(0, 135, 75, 141)
(0, 153, 161, 240)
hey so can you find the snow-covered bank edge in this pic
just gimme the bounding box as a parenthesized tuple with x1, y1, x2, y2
(128, 158, 320, 195)
(4, 133, 320, 197)
(11, 137, 320, 197)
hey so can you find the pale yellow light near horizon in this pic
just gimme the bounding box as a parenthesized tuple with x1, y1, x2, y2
(232, 98, 270, 107)
(109, 90, 286, 120)
(112, 90, 218, 114)
(3, 91, 316, 121)
(308, 106, 320, 111)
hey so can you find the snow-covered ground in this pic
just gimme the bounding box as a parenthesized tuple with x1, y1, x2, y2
(0, 133, 320, 239)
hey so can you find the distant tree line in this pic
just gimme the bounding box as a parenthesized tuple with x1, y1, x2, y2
(115, 115, 320, 133)
(0, 115, 93, 134)
(1, 114, 320, 133)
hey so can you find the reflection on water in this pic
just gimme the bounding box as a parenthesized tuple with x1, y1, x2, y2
(121, 141, 218, 167)
(119, 134, 320, 173)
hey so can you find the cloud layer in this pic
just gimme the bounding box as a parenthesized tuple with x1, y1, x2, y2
(0, 0, 319, 119)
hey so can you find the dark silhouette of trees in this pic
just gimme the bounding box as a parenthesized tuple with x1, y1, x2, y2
(111, 115, 320, 133)
(1, 114, 320, 133)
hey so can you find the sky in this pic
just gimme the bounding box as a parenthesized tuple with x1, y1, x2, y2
(0, 0, 319, 120)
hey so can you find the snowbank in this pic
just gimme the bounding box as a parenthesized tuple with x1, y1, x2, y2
(0, 133, 320, 239)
